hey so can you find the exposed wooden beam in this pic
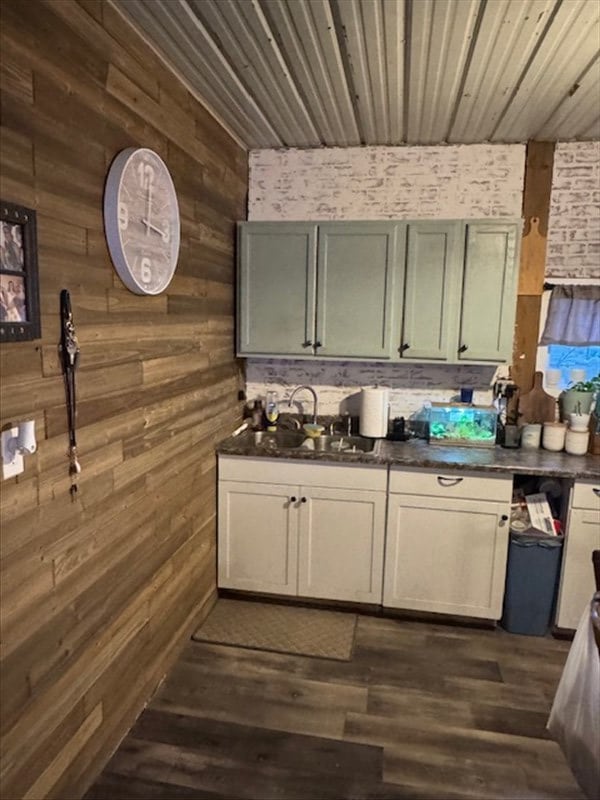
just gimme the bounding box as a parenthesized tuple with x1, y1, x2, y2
(512, 140, 555, 395)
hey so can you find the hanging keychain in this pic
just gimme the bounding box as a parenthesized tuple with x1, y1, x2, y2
(59, 289, 81, 499)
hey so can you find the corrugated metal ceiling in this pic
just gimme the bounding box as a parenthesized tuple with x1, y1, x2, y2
(114, 0, 600, 149)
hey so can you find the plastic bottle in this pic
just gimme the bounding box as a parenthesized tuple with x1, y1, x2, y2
(265, 391, 279, 432)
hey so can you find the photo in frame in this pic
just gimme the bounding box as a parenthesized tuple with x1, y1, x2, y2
(0, 201, 41, 342)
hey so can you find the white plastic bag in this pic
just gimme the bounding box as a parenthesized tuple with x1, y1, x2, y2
(547, 599, 600, 800)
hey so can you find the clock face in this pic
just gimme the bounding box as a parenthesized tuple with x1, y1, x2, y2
(104, 147, 181, 295)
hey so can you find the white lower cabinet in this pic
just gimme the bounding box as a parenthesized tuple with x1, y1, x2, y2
(383, 468, 512, 619)
(556, 480, 600, 630)
(218, 480, 299, 595)
(298, 486, 386, 603)
(218, 457, 387, 604)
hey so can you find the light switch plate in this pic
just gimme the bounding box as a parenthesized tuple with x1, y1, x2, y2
(2, 427, 24, 480)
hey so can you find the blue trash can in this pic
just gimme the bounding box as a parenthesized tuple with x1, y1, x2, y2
(501, 531, 563, 636)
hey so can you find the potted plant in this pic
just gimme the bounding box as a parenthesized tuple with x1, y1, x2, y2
(559, 374, 600, 420)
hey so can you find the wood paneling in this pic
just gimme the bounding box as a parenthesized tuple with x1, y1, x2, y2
(0, 1, 247, 797)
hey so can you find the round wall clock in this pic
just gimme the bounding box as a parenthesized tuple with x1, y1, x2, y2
(103, 147, 181, 295)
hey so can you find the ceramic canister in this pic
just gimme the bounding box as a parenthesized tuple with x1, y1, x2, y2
(565, 428, 590, 455)
(569, 413, 591, 431)
(521, 423, 542, 450)
(542, 422, 567, 452)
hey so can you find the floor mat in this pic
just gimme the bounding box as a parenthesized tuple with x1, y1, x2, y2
(192, 598, 357, 661)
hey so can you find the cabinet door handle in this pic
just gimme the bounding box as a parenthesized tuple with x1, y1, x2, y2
(314, 341, 322, 349)
(301, 496, 307, 503)
(499, 514, 509, 526)
(437, 476, 464, 487)
(289, 496, 297, 503)
(593, 488, 600, 497)
(399, 343, 410, 352)
(458, 344, 468, 353)
(302, 340, 312, 349)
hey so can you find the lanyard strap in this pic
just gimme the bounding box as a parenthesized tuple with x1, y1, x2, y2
(59, 289, 81, 499)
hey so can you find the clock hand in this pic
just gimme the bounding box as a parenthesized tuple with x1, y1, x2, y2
(142, 218, 168, 239)
(145, 181, 153, 236)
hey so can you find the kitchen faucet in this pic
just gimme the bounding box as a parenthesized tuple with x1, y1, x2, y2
(288, 385, 319, 424)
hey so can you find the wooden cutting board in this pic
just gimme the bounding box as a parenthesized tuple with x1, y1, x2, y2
(518, 371, 557, 424)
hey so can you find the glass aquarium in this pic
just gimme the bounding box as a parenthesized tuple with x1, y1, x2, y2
(428, 402, 498, 448)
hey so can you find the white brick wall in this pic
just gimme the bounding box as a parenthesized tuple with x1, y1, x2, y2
(249, 144, 525, 220)
(246, 144, 525, 416)
(546, 141, 600, 279)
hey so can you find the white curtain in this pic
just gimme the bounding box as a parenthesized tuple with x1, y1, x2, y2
(540, 285, 600, 346)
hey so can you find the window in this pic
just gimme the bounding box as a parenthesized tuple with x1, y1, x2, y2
(546, 344, 600, 390)
(536, 283, 600, 392)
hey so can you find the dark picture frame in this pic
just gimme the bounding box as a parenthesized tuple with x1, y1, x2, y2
(0, 201, 41, 342)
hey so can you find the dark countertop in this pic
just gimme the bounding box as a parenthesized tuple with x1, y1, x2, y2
(218, 431, 600, 480)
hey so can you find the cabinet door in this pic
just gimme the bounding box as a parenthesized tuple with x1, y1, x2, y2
(556, 507, 600, 630)
(238, 223, 317, 356)
(218, 480, 299, 595)
(383, 494, 510, 619)
(315, 223, 402, 359)
(458, 222, 519, 362)
(297, 487, 386, 603)
(400, 222, 462, 360)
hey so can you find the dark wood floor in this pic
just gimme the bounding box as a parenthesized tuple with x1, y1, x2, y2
(85, 610, 584, 800)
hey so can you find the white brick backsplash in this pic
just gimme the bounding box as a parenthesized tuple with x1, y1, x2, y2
(547, 141, 600, 279)
(245, 360, 501, 418)
(246, 144, 522, 414)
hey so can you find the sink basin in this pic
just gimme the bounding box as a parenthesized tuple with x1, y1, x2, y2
(247, 430, 306, 450)
(235, 430, 376, 454)
(310, 435, 376, 453)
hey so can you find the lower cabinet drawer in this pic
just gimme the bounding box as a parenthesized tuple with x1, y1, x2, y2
(389, 466, 512, 503)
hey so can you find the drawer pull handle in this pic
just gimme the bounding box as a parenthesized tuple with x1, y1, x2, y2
(437, 476, 464, 487)
(593, 488, 600, 497)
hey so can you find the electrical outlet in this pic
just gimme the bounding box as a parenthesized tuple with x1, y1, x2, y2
(2, 427, 24, 480)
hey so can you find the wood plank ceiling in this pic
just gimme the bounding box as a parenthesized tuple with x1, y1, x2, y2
(115, 0, 600, 150)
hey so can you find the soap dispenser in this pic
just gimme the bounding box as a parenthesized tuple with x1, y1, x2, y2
(251, 399, 264, 431)
(265, 391, 279, 432)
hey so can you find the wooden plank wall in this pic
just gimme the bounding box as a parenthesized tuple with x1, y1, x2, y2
(0, 1, 247, 797)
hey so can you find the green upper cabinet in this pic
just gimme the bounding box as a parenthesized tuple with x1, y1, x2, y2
(458, 222, 521, 363)
(237, 219, 521, 363)
(399, 222, 462, 361)
(315, 223, 402, 359)
(238, 223, 317, 356)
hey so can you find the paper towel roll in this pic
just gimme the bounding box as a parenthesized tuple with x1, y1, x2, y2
(360, 387, 389, 438)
